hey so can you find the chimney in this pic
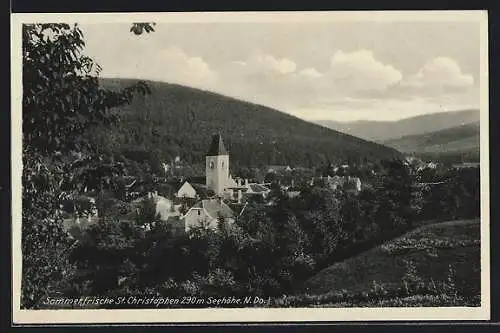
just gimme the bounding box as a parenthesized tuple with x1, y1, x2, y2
(245, 179, 249, 186)
(237, 190, 243, 204)
(291, 179, 295, 187)
(154, 190, 158, 197)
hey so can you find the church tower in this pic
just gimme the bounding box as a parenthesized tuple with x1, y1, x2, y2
(206, 133, 230, 196)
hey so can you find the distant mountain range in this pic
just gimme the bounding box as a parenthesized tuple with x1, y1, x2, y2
(383, 122, 480, 155)
(314, 109, 480, 143)
(90, 78, 401, 172)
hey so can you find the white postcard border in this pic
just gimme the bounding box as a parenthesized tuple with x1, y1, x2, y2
(10, 10, 490, 324)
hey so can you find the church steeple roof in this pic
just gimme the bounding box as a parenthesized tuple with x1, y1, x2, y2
(207, 132, 229, 156)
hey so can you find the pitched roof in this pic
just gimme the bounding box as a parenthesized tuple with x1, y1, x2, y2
(249, 184, 270, 193)
(267, 165, 291, 170)
(206, 133, 229, 156)
(227, 202, 247, 216)
(177, 181, 196, 193)
(187, 176, 206, 184)
(201, 199, 235, 219)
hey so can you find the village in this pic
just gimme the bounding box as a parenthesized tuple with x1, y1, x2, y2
(61, 132, 479, 240)
(62, 133, 370, 236)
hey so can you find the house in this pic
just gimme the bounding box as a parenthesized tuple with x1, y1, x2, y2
(344, 176, 362, 193)
(417, 161, 439, 172)
(223, 177, 271, 203)
(124, 178, 144, 200)
(183, 198, 236, 232)
(267, 165, 292, 173)
(175, 181, 197, 199)
(311, 175, 362, 194)
(426, 162, 438, 169)
(245, 183, 271, 198)
(60, 195, 99, 239)
(452, 162, 480, 169)
(61, 195, 98, 225)
(323, 175, 345, 191)
(227, 202, 248, 216)
(130, 191, 181, 222)
(286, 189, 301, 199)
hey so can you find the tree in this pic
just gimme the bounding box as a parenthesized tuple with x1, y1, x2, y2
(23, 24, 150, 155)
(21, 23, 153, 308)
(373, 159, 415, 231)
(339, 191, 364, 243)
(69, 219, 140, 296)
(134, 196, 161, 228)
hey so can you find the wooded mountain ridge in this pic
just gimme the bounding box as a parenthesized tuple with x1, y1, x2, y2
(314, 109, 480, 143)
(86, 78, 401, 174)
(383, 122, 480, 155)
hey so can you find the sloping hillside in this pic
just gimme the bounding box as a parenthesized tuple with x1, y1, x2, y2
(315, 110, 480, 142)
(89, 78, 400, 171)
(293, 219, 480, 307)
(383, 122, 479, 154)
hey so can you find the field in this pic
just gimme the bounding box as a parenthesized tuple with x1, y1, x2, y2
(273, 219, 481, 307)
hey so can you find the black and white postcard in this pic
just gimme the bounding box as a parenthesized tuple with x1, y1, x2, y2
(11, 10, 490, 324)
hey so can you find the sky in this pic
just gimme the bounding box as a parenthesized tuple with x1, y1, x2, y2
(79, 18, 481, 122)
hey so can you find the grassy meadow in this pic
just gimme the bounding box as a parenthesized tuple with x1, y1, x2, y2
(272, 219, 481, 307)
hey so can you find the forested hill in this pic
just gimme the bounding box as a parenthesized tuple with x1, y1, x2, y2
(315, 109, 480, 142)
(383, 122, 480, 155)
(88, 78, 401, 172)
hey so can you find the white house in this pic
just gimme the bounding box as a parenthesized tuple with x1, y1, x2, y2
(345, 176, 362, 193)
(130, 191, 181, 222)
(245, 183, 271, 198)
(176, 181, 198, 199)
(267, 165, 292, 173)
(183, 198, 236, 232)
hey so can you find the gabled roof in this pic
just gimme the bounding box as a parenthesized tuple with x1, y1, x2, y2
(193, 199, 236, 219)
(248, 184, 270, 193)
(267, 165, 291, 170)
(206, 133, 229, 156)
(227, 202, 247, 216)
(177, 181, 196, 193)
(187, 176, 206, 184)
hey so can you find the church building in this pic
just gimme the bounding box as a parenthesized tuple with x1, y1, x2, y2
(206, 133, 237, 196)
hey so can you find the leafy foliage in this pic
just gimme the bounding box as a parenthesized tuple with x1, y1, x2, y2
(23, 24, 150, 154)
(21, 23, 150, 308)
(130, 23, 156, 35)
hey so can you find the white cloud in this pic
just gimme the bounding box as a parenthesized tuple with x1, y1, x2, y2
(154, 46, 216, 86)
(214, 49, 405, 110)
(253, 54, 297, 75)
(101, 46, 216, 89)
(99, 45, 476, 121)
(298, 67, 324, 79)
(327, 50, 403, 92)
(228, 53, 297, 77)
(402, 57, 474, 89)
